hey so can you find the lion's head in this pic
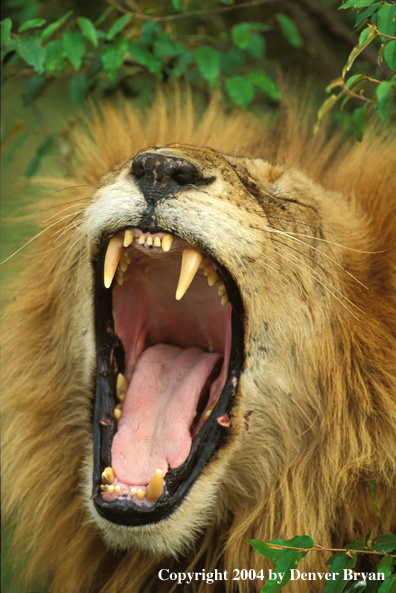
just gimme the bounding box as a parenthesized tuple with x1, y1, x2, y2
(2, 97, 396, 592)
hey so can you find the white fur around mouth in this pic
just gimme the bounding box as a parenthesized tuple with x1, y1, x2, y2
(104, 229, 229, 305)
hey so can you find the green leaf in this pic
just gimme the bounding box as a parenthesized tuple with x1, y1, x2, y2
(95, 6, 115, 27)
(225, 75, 254, 108)
(376, 555, 395, 580)
(141, 21, 161, 45)
(128, 40, 162, 78)
(247, 539, 285, 563)
(25, 136, 56, 177)
(345, 74, 364, 88)
(378, 4, 396, 40)
(325, 553, 356, 593)
(102, 36, 127, 79)
(106, 14, 133, 41)
(1, 18, 12, 43)
(373, 533, 396, 554)
(195, 46, 220, 86)
(170, 50, 194, 78)
(63, 31, 86, 70)
(246, 34, 265, 59)
(153, 33, 184, 58)
(18, 18, 46, 33)
(351, 106, 367, 141)
(263, 550, 303, 592)
(45, 38, 66, 74)
(359, 27, 371, 47)
(355, 3, 381, 28)
(21, 75, 45, 104)
(375, 81, 393, 121)
(40, 11, 72, 43)
(340, 0, 376, 9)
(384, 40, 396, 70)
(2, 130, 29, 165)
(68, 75, 86, 106)
(17, 35, 46, 74)
(231, 23, 251, 49)
(342, 28, 378, 77)
(378, 576, 396, 593)
(314, 93, 341, 132)
(248, 71, 280, 102)
(276, 13, 303, 48)
(172, 0, 183, 10)
(77, 17, 98, 48)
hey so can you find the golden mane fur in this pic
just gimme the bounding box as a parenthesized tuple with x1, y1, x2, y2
(2, 92, 396, 592)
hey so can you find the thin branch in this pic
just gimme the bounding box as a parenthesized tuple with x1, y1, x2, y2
(108, 0, 281, 21)
(264, 542, 396, 558)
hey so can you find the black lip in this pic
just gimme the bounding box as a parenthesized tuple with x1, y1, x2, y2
(92, 230, 245, 527)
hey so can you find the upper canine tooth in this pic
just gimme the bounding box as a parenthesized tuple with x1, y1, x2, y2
(104, 235, 125, 289)
(123, 229, 133, 247)
(146, 469, 164, 502)
(175, 246, 204, 300)
(162, 234, 173, 252)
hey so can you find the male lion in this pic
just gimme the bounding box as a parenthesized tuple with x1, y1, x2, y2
(2, 95, 396, 593)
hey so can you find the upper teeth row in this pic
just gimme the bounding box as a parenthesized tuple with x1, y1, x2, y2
(104, 229, 229, 305)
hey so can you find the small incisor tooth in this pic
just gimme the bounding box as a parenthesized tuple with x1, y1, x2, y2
(114, 404, 123, 421)
(175, 246, 204, 300)
(146, 469, 164, 502)
(116, 373, 129, 402)
(138, 234, 145, 245)
(137, 489, 145, 500)
(162, 234, 173, 252)
(154, 236, 161, 247)
(104, 235, 126, 289)
(146, 236, 153, 246)
(124, 229, 133, 247)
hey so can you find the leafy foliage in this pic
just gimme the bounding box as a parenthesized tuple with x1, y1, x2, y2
(315, 0, 396, 139)
(249, 482, 396, 592)
(1, 0, 395, 175)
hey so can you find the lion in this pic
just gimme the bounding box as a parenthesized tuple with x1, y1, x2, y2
(2, 93, 396, 593)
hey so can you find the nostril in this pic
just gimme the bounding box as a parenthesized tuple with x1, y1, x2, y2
(170, 164, 198, 186)
(131, 157, 145, 179)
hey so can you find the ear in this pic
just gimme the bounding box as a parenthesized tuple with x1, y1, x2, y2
(222, 154, 284, 186)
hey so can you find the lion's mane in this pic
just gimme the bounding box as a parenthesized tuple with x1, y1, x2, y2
(2, 94, 396, 592)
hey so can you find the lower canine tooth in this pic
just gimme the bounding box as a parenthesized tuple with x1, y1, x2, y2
(116, 373, 129, 402)
(162, 234, 173, 252)
(146, 469, 164, 502)
(104, 235, 125, 288)
(102, 467, 115, 484)
(176, 246, 204, 300)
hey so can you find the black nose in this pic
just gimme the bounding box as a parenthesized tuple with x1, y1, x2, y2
(132, 153, 199, 188)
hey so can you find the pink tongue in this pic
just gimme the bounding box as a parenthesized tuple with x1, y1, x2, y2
(111, 344, 222, 485)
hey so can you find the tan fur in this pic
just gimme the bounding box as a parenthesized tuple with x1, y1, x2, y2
(2, 92, 396, 592)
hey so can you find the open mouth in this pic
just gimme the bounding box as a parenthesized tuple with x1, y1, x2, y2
(92, 226, 245, 527)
